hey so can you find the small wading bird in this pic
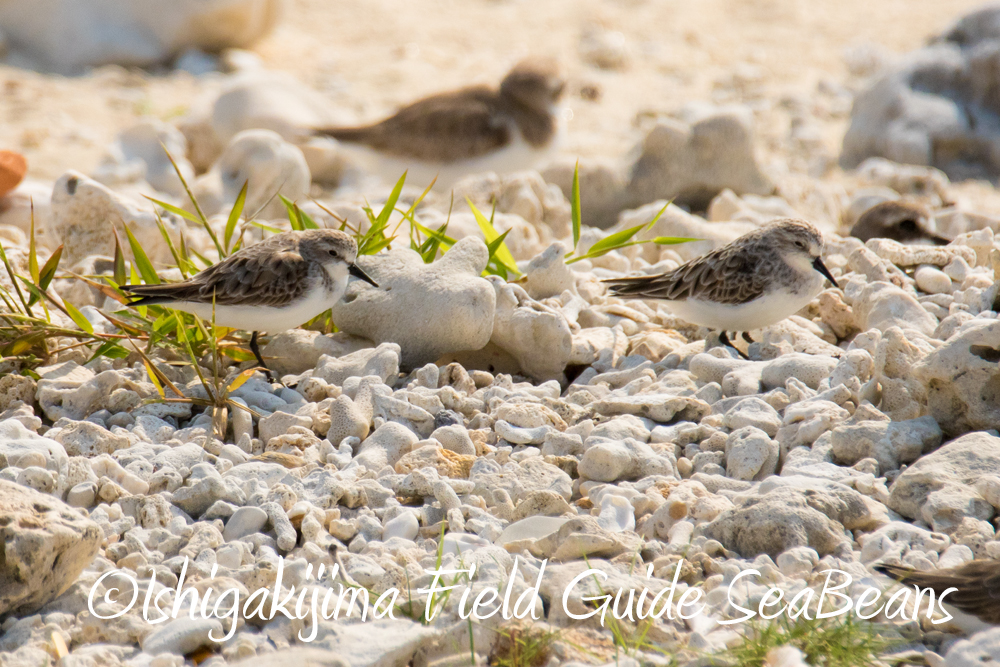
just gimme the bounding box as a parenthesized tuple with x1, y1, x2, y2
(313, 58, 566, 189)
(850, 200, 951, 245)
(603, 218, 839, 358)
(122, 229, 377, 381)
(876, 561, 1000, 633)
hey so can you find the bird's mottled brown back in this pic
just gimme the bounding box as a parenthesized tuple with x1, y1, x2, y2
(607, 228, 782, 305)
(126, 232, 317, 308)
(318, 87, 512, 162)
(604, 223, 806, 305)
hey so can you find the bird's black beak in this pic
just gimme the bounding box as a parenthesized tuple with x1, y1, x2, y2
(813, 257, 839, 289)
(349, 263, 378, 288)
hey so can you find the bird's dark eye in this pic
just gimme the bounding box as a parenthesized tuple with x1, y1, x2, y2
(898, 219, 918, 233)
(795, 240, 807, 249)
(329, 250, 338, 258)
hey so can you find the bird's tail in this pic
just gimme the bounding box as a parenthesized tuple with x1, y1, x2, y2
(120, 283, 177, 308)
(313, 126, 372, 143)
(602, 274, 668, 299)
(874, 563, 915, 582)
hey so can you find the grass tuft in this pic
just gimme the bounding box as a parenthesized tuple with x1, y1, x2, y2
(490, 625, 558, 667)
(727, 615, 896, 667)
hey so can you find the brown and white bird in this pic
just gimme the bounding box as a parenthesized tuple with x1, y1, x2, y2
(850, 201, 951, 245)
(122, 230, 378, 379)
(877, 561, 1000, 633)
(603, 219, 839, 357)
(314, 58, 566, 189)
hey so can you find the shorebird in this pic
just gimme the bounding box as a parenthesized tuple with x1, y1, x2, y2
(850, 201, 951, 245)
(122, 229, 377, 380)
(314, 58, 566, 189)
(877, 561, 999, 633)
(603, 219, 839, 358)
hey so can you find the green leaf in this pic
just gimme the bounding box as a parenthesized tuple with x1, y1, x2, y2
(0, 240, 31, 315)
(376, 172, 406, 229)
(26, 243, 62, 309)
(298, 205, 319, 230)
(113, 231, 126, 285)
(153, 211, 189, 276)
(571, 160, 582, 251)
(123, 225, 160, 284)
(566, 201, 673, 264)
(653, 236, 700, 245)
(362, 235, 396, 255)
(466, 198, 520, 277)
(143, 360, 166, 399)
(159, 144, 224, 257)
(87, 340, 129, 364)
(63, 300, 93, 334)
(486, 228, 512, 261)
(281, 195, 303, 231)
(37, 245, 62, 292)
(248, 220, 283, 234)
(144, 196, 201, 224)
(224, 180, 248, 253)
(28, 205, 39, 284)
(225, 368, 257, 394)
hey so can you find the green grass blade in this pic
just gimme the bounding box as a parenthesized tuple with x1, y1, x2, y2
(376, 172, 406, 228)
(653, 236, 700, 244)
(153, 210, 188, 276)
(37, 245, 63, 292)
(570, 160, 582, 251)
(248, 220, 284, 234)
(112, 230, 127, 285)
(0, 240, 31, 316)
(144, 196, 201, 224)
(86, 340, 129, 364)
(297, 204, 319, 230)
(281, 195, 303, 231)
(362, 235, 396, 255)
(566, 201, 676, 264)
(466, 198, 520, 277)
(28, 204, 39, 284)
(123, 225, 160, 285)
(486, 228, 512, 260)
(63, 300, 94, 334)
(224, 180, 248, 253)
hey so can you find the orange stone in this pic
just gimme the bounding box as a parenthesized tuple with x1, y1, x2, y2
(0, 150, 27, 197)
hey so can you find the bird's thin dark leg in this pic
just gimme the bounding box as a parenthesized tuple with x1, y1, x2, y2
(718, 330, 749, 360)
(249, 331, 276, 382)
(742, 331, 754, 345)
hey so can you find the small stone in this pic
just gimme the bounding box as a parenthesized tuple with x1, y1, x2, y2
(597, 494, 635, 533)
(141, 617, 225, 657)
(66, 481, 97, 508)
(330, 239, 496, 368)
(915, 266, 953, 295)
(224, 506, 268, 541)
(382, 511, 419, 541)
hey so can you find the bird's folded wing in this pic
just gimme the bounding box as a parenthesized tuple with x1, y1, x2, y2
(123, 245, 312, 308)
(316, 88, 511, 162)
(603, 245, 768, 305)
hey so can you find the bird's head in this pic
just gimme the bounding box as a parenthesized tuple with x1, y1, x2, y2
(768, 218, 839, 289)
(500, 58, 566, 111)
(299, 230, 378, 287)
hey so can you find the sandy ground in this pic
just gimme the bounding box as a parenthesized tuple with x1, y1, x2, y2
(0, 0, 991, 210)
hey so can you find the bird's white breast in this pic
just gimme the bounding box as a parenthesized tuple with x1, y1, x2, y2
(163, 262, 352, 333)
(662, 274, 825, 332)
